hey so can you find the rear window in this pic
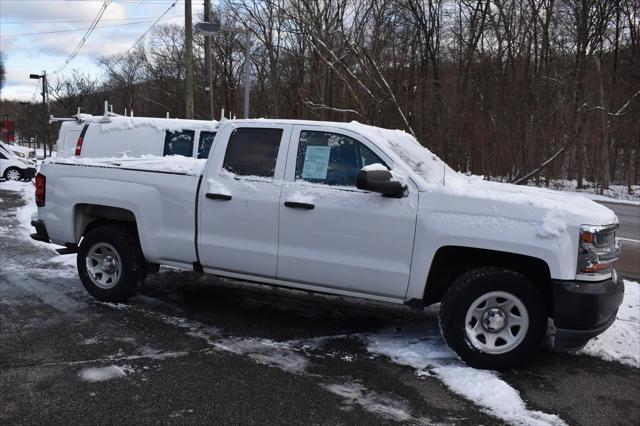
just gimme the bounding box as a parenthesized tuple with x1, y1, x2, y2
(198, 131, 216, 159)
(163, 130, 195, 157)
(222, 128, 283, 178)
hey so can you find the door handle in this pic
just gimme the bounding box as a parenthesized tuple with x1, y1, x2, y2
(206, 193, 232, 201)
(284, 201, 314, 210)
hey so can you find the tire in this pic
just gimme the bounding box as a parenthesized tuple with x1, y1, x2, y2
(439, 266, 546, 370)
(77, 224, 147, 302)
(3, 167, 22, 181)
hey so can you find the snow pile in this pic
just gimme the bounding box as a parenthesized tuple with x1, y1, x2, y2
(0, 180, 63, 251)
(78, 365, 134, 382)
(536, 208, 568, 238)
(580, 280, 640, 367)
(362, 163, 388, 172)
(519, 179, 640, 206)
(48, 155, 207, 176)
(96, 117, 218, 134)
(217, 338, 308, 373)
(365, 324, 566, 426)
(323, 383, 418, 423)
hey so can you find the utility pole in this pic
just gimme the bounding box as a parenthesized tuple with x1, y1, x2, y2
(42, 71, 49, 158)
(184, 0, 194, 119)
(204, 0, 214, 120)
(194, 21, 251, 118)
(243, 31, 250, 119)
(30, 71, 49, 158)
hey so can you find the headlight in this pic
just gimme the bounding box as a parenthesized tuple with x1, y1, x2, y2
(577, 224, 621, 277)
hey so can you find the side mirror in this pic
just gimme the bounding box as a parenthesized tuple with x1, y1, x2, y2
(356, 169, 405, 198)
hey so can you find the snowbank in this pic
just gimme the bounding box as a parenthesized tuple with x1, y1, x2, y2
(580, 280, 640, 367)
(0, 180, 62, 251)
(365, 324, 566, 426)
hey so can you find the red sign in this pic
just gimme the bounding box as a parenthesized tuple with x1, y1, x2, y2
(1, 120, 16, 142)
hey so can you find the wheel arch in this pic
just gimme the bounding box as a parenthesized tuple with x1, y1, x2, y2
(423, 246, 552, 309)
(74, 203, 139, 243)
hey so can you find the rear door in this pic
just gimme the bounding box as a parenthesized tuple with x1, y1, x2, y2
(197, 123, 291, 277)
(277, 125, 419, 298)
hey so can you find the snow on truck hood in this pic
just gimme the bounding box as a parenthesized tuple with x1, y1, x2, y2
(348, 122, 617, 229)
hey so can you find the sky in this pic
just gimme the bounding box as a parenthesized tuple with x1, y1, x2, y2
(1, 0, 204, 101)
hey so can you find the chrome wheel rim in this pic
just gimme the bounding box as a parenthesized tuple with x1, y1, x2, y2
(86, 242, 122, 289)
(464, 291, 529, 354)
(6, 169, 21, 180)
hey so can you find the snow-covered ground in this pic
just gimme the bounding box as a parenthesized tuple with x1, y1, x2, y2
(519, 179, 639, 206)
(2, 178, 638, 426)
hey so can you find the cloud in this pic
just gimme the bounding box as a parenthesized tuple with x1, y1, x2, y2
(1, 1, 127, 23)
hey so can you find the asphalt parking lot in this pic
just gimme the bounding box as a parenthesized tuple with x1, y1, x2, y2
(1, 188, 639, 425)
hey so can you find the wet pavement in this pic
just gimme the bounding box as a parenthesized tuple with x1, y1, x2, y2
(1, 188, 639, 425)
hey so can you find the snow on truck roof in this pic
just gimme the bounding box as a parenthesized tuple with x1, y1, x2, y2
(71, 114, 219, 133)
(224, 118, 463, 186)
(58, 116, 462, 186)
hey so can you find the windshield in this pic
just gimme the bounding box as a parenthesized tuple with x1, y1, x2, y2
(348, 122, 462, 185)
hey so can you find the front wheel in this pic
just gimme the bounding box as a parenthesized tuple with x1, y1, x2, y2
(439, 267, 547, 370)
(3, 167, 22, 181)
(77, 224, 147, 302)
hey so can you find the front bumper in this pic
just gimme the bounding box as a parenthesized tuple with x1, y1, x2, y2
(552, 273, 624, 351)
(22, 167, 37, 180)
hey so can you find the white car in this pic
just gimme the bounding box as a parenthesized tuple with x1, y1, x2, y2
(56, 114, 218, 159)
(0, 144, 36, 181)
(31, 119, 624, 369)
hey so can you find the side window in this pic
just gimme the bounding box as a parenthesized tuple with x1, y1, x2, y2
(163, 130, 195, 157)
(197, 131, 216, 159)
(223, 128, 283, 178)
(0, 151, 7, 160)
(295, 131, 386, 187)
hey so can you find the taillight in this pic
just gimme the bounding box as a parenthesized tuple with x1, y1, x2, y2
(35, 173, 46, 207)
(75, 137, 84, 156)
(75, 124, 89, 156)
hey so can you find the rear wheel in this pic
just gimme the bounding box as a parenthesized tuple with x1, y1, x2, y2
(3, 167, 22, 181)
(77, 224, 146, 302)
(439, 267, 547, 369)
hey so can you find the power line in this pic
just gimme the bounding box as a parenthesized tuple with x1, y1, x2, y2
(0, 15, 182, 24)
(54, 0, 113, 74)
(109, 0, 177, 66)
(1, 17, 182, 38)
(0, 1, 184, 3)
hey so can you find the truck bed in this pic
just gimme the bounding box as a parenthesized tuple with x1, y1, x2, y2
(39, 156, 203, 268)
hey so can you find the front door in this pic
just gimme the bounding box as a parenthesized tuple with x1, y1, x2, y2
(277, 125, 418, 298)
(198, 124, 291, 278)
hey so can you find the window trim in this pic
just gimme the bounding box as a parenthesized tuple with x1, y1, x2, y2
(163, 129, 196, 158)
(205, 124, 292, 182)
(196, 130, 217, 159)
(283, 125, 394, 188)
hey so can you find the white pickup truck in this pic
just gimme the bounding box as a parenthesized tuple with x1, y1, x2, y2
(32, 119, 624, 369)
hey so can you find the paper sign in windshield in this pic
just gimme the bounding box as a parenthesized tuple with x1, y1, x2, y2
(302, 145, 331, 179)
